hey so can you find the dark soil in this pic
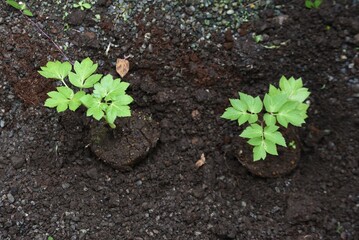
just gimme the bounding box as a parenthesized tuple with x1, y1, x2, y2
(1, 0, 359, 239)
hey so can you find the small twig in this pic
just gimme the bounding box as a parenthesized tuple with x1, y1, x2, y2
(25, 15, 71, 63)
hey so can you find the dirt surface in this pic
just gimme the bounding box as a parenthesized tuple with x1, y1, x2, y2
(0, 0, 358, 239)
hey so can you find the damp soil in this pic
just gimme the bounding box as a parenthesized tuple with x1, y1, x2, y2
(0, 0, 359, 239)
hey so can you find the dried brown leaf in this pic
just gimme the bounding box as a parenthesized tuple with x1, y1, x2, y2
(116, 58, 130, 78)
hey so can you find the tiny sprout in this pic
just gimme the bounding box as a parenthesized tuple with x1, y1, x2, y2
(73, 0, 92, 11)
(288, 141, 296, 149)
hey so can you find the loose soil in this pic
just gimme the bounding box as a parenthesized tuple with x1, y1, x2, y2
(0, 0, 358, 239)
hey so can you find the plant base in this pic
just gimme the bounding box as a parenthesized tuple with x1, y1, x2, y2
(235, 127, 301, 178)
(89, 111, 160, 170)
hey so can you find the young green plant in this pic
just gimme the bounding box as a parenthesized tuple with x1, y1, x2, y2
(6, 0, 33, 16)
(73, 0, 92, 11)
(39, 58, 133, 128)
(222, 76, 310, 161)
(305, 0, 323, 9)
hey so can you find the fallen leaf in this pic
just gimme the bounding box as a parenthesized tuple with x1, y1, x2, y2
(195, 153, 206, 169)
(116, 58, 130, 78)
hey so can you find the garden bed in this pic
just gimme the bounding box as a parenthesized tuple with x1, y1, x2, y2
(0, 0, 358, 239)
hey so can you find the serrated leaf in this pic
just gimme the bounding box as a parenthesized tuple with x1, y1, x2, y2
(248, 114, 258, 123)
(80, 94, 95, 108)
(263, 113, 276, 126)
(264, 127, 286, 147)
(106, 80, 131, 101)
(238, 114, 250, 126)
(253, 144, 266, 161)
(240, 124, 263, 139)
(229, 99, 247, 112)
(247, 137, 262, 146)
(69, 91, 86, 111)
(70, 58, 98, 88)
(83, 74, 102, 88)
(85, 99, 106, 120)
(263, 93, 287, 113)
(268, 84, 281, 96)
(239, 92, 262, 114)
(278, 76, 310, 103)
(44, 87, 74, 112)
(114, 95, 133, 105)
(277, 101, 305, 127)
(264, 139, 278, 155)
(38, 61, 72, 80)
(221, 107, 241, 120)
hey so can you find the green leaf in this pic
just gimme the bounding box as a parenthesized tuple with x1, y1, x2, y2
(23, 9, 33, 17)
(83, 74, 103, 88)
(240, 124, 263, 139)
(263, 113, 276, 126)
(85, 99, 106, 120)
(83, 3, 91, 9)
(79, 94, 95, 108)
(106, 102, 132, 124)
(44, 87, 74, 112)
(248, 114, 258, 123)
(229, 99, 247, 112)
(277, 101, 306, 127)
(238, 114, 250, 126)
(38, 61, 72, 80)
(247, 137, 262, 146)
(106, 80, 131, 101)
(69, 58, 98, 88)
(305, 0, 313, 8)
(264, 139, 278, 155)
(239, 92, 262, 113)
(278, 76, 310, 103)
(93, 74, 113, 98)
(253, 144, 266, 161)
(69, 91, 86, 111)
(268, 84, 281, 96)
(264, 126, 286, 147)
(263, 93, 287, 113)
(221, 107, 241, 120)
(6, 0, 21, 10)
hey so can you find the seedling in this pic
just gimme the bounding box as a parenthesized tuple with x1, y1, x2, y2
(252, 33, 263, 43)
(222, 76, 310, 161)
(305, 0, 323, 9)
(288, 140, 297, 149)
(6, 0, 33, 16)
(39, 58, 133, 128)
(73, 0, 92, 11)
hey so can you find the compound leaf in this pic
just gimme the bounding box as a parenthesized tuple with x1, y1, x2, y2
(264, 139, 278, 155)
(45, 86, 74, 112)
(247, 137, 262, 146)
(230, 99, 247, 112)
(264, 127, 286, 147)
(240, 124, 263, 139)
(83, 74, 103, 88)
(38, 61, 72, 80)
(248, 114, 258, 123)
(263, 113, 276, 126)
(69, 91, 86, 111)
(70, 58, 98, 88)
(253, 144, 266, 161)
(263, 93, 287, 113)
(239, 92, 262, 114)
(221, 107, 241, 120)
